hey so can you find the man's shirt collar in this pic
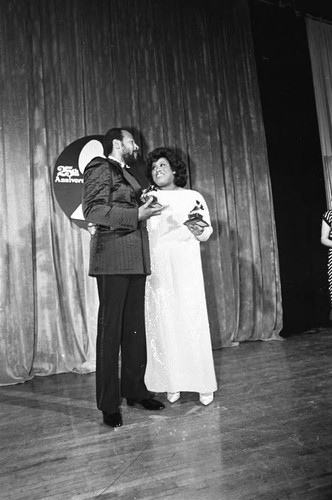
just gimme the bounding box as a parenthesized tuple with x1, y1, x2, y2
(108, 155, 126, 168)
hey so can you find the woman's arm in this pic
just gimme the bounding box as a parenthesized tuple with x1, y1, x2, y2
(321, 219, 332, 248)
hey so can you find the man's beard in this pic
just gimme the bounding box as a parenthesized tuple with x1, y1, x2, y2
(123, 149, 138, 165)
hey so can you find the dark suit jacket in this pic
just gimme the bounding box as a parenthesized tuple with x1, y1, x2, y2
(82, 157, 150, 276)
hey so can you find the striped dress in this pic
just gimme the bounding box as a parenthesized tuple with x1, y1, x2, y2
(322, 210, 332, 306)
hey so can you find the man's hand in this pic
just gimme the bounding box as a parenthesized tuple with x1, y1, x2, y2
(87, 223, 97, 236)
(138, 197, 165, 221)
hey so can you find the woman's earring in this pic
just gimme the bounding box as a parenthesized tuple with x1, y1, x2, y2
(173, 171, 176, 174)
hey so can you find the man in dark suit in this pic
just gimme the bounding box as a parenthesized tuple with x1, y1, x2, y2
(82, 128, 165, 428)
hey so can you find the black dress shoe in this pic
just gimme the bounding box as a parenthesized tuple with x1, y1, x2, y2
(126, 397, 165, 410)
(102, 411, 123, 427)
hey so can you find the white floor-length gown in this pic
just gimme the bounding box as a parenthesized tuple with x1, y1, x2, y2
(144, 188, 217, 394)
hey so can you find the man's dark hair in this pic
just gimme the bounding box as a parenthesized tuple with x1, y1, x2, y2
(147, 147, 188, 187)
(103, 128, 124, 157)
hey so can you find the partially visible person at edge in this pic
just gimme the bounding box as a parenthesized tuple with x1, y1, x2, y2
(321, 207, 332, 321)
(143, 147, 217, 405)
(82, 128, 165, 428)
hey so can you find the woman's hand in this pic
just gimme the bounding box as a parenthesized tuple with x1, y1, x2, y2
(321, 220, 332, 248)
(186, 223, 204, 238)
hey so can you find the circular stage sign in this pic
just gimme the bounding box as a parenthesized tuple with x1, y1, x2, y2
(53, 135, 104, 229)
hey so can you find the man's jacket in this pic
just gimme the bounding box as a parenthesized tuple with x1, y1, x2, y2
(82, 157, 150, 276)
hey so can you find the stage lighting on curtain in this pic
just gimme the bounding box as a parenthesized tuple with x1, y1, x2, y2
(306, 18, 332, 207)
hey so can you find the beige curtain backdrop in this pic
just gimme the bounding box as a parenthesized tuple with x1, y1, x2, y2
(0, 0, 282, 386)
(306, 18, 332, 208)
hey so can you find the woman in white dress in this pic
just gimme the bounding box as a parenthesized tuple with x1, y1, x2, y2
(144, 147, 217, 405)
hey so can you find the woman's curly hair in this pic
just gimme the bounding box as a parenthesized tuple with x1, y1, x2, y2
(146, 147, 188, 187)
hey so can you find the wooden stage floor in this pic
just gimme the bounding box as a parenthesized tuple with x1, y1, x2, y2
(0, 329, 331, 500)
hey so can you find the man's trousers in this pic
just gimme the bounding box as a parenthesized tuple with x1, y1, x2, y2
(96, 274, 149, 413)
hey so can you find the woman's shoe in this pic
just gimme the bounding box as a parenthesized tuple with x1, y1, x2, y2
(167, 392, 180, 403)
(199, 393, 213, 406)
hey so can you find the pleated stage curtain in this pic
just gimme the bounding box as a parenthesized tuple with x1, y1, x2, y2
(306, 18, 332, 208)
(0, 0, 282, 385)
